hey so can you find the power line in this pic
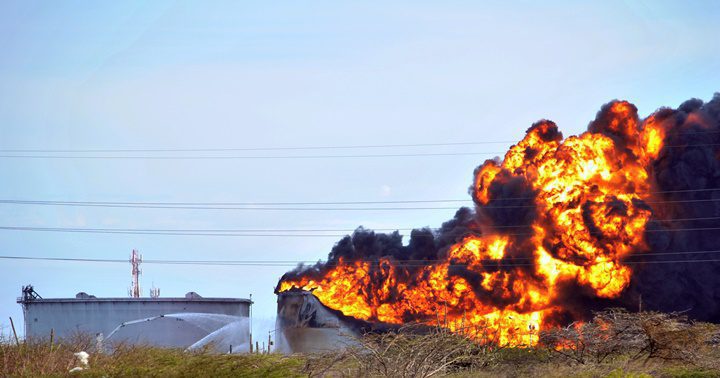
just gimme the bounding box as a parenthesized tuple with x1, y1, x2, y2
(0, 226, 421, 233)
(0, 215, 719, 235)
(0, 141, 517, 153)
(0, 152, 502, 160)
(0, 130, 720, 153)
(473, 198, 720, 210)
(0, 199, 472, 206)
(1, 188, 718, 210)
(0, 201, 470, 210)
(483, 216, 720, 229)
(2, 196, 720, 211)
(0, 139, 717, 155)
(0, 227, 346, 237)
(2, 224, 720, 237)
(0, 141, 720, 160)
(456, 226, 720, 238)
(0, 203, 464, 211)
(3, 251, 720, 267)
(471, 187, 720, 201)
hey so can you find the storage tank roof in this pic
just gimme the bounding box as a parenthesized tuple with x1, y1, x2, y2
(18, 297, 252, 304)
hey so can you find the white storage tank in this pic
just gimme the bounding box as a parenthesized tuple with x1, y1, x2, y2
(17, 286, 252, 353)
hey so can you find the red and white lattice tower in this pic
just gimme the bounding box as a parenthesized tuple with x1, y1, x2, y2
(129, 249, 142, 298)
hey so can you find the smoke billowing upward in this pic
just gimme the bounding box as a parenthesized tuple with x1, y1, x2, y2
(629, 95, 720, 321)
(277, 93, 720, 344)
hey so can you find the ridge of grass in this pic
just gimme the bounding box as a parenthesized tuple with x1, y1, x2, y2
(0, 340, 305, 377)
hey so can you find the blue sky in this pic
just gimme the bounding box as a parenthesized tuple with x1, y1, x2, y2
(1, 1, 719, 340)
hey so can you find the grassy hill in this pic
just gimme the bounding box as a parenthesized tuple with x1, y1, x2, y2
(2, 310, 719, 377)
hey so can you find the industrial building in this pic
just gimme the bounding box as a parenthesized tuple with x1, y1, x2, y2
(17, 285, 253, 353)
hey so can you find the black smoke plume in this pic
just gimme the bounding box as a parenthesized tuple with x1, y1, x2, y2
(277, 93, 720, 324)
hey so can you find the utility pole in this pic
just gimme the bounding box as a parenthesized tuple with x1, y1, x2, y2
(249, 293, 253, 353)
(129, 249, 142, 298)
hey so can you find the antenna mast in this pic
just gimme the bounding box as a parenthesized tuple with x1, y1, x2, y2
(129, 249, 142, 298)
(149, 283, 160, 299)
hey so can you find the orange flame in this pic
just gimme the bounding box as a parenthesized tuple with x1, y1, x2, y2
(278, 100, 665, 345)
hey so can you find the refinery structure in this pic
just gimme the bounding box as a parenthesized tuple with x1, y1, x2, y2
(17, 250, 253, 354)
(13, 95, 720, 355)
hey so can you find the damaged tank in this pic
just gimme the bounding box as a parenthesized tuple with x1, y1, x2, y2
(275, 288, 405, 353)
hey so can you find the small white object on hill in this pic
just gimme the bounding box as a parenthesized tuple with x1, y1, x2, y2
(69, 351, 90, 373)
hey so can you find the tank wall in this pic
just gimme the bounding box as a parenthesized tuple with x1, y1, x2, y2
(276, 292, 359, 354)
(23, 300, 250, 341)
